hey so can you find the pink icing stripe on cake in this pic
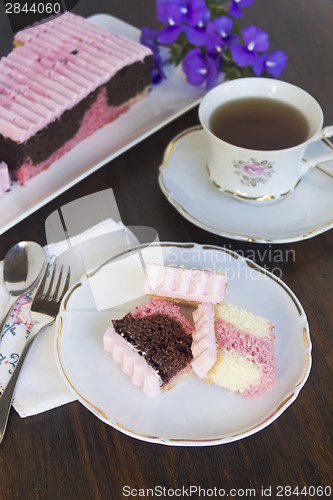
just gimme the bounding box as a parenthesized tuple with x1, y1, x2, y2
(191, 304, 217, 378)
(215, 319, 276, 398)
(103, 326, 161, 397)
(0, 12, 152, 142)
(144, 264, 227, 304)
(0, 162, 10, 195)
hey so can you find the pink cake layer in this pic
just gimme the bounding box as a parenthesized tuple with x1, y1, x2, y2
(0, 12, 152, 143)
(131, 298, 194, 336)
(0, 162, 10, 195)
(104, 299, 194, 396)
(144, 263, 227, 304)
(191, 304, 217, 378)
(214, 318, 276, 398)
(15, 86, 146, 183)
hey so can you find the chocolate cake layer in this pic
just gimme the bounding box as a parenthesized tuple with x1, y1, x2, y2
(112, 313, 193, 384)
(0, 55, 152, 177)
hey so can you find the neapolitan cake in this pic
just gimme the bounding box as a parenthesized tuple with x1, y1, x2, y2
(205, 303, 276, 398)
(0, 12, 153, 183)
(104, 263, 276, 398)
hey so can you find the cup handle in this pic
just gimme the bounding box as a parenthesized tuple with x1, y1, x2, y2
(301, 126, 333, 176)
(321, 125, 333, 139)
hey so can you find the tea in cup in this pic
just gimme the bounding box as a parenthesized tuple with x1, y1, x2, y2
(199, 78, 333, 204)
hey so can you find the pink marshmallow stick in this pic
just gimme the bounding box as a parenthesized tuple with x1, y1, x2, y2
(191, 304, 217, 378)
(144, 264, 226, 304)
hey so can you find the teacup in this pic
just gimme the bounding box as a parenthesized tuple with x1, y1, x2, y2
(199, 78, 333, 204)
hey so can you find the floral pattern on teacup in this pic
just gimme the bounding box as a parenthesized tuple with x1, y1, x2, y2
(233, 159, 275, 187)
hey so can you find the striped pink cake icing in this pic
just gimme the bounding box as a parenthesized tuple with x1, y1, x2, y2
(144, 263, 227, 305)
(0, 12, 152, 143)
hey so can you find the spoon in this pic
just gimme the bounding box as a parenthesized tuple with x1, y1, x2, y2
(0, 242, 47, 339)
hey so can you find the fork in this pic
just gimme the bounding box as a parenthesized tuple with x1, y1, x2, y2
(0, 262, 71, 444)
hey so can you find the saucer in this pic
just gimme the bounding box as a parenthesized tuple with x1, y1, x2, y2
(158, 127, 333, 243)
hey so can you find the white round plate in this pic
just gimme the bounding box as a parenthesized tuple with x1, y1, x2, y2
(56, 242, 311, 446)
(159, 127, 333, 243)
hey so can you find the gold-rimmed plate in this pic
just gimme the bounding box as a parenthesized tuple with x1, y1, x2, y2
(55, 242, 311, 446)
(159, 127, 333, 243)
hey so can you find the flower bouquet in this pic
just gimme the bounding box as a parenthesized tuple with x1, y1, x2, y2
(141, 0, 287, 87)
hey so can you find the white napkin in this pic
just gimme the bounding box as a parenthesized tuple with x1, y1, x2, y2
(0, 218, 136, 417)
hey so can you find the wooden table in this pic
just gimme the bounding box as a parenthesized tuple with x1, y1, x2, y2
(0, 1, 332, 498)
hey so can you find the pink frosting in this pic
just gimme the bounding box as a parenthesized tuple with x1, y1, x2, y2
(191, 304, 217, 378)
(144, 264, 227, 304)
(215, 319, 276, 398)
(0, 161, 10, 195)
(103, 326, 161, 397)
(0, 12, 152, 143)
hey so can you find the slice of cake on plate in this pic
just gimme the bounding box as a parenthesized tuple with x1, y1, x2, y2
(205, 303, 276, 398)
(103, 299, 194, 396)
(0, 12, 153, 184)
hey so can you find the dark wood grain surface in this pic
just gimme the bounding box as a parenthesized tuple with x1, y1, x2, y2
(0, 1, 332, 499)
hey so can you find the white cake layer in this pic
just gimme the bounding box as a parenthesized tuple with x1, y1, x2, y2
(215, 303, 271, 338)
(206, 349, 261, 393)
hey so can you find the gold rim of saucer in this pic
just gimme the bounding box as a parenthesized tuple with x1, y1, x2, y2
(158, 126, 333, 242)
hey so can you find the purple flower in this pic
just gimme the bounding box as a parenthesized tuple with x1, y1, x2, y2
(205, 16, 234, 54)
(140, 27, 168, 84)
(158, 25, 184, 44)
(156, 0, 187, 26)
(141, 0, 288, 87)
(140, 27, 160, 52)
(151, 56, 168, 84)
(229, 0, 255, 18)
(157, 0, 210, 44)
(182, 48, 219, 87)
(157, 0, 210, 27)
(186, 0, 210, 27)
(252, 50, 288, 78)
(184, 26, 207, 46)
(231, 25, 270, 66)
